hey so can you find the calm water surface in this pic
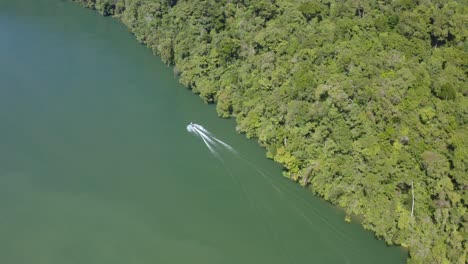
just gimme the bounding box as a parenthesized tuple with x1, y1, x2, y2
(0, 0, 407, 263)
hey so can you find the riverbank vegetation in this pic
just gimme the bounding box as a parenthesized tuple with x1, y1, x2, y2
(72, 0, 467, 262)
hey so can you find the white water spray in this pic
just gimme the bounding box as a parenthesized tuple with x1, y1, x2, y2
(186, 123, 236, 157)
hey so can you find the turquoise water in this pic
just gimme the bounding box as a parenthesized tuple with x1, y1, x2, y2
(0, 0, 407, 263)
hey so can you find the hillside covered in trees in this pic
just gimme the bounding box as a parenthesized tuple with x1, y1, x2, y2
(72, 0, 467, 263)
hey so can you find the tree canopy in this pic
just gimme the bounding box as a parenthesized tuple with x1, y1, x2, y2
(73, 0, 467, 263)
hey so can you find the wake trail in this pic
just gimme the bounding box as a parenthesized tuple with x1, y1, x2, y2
(230, 147, 352, 245)
(187, 123, 247, 200)
(191, 124, 236, 152)
(187, 123, 292, 262)
(186, 122, 348, 261)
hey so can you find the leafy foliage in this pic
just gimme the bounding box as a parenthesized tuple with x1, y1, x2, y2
(72, 0, 467, 263)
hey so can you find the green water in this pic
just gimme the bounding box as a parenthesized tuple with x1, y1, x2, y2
(0, 0, 407, 263)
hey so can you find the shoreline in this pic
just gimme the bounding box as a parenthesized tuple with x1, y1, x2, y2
(69, 1, 467, 263)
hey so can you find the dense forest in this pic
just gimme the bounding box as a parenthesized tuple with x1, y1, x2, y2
(71, 0, 467, 263)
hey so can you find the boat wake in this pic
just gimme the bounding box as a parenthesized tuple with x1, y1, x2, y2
(186, 122, 236, 158)
(186, 122, 351, 262)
